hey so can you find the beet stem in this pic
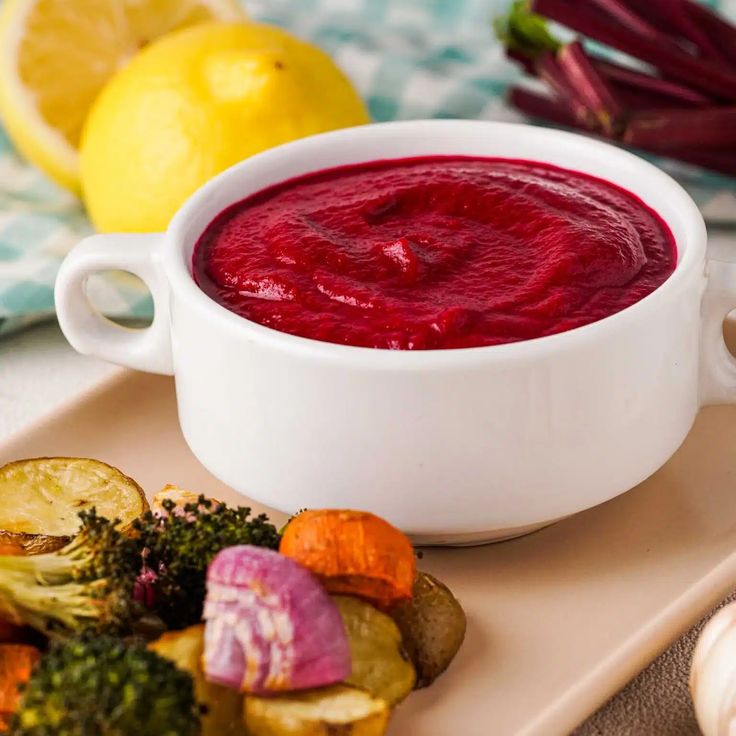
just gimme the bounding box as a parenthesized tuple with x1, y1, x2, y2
(505, 46, 535, 74)
(626, 0, 736, 66)
(683, 0, 736, 67)
(508, 86, 736, 177)
(504, 36, 712, 108)
(508, 85, 578, 127)
(588, 0, 682, 49)
(557, 41, 624, 134)
(674, 149, 736, 177)
(595, 59, 712, 107)
(624, 107, 736, 151)
(535, 52, 596, 128)
(623, 0, 689, 36)
(531, 0, 736, 101)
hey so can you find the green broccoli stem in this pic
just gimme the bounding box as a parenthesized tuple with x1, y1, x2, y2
(0, 573, 101, 635)
(0, 510, 144, 638)
(0, 544, 85, 583)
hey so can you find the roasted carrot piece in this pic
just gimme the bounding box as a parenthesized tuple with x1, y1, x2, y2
(0, 644, 40, 721)
(0, 544, 23, 557)
(280, 510, 416, 609)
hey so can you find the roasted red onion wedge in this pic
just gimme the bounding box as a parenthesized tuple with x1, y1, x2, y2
(203, 545, 351, 694)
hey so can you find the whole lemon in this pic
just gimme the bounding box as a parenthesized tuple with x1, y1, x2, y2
(80, 22, 370, 232)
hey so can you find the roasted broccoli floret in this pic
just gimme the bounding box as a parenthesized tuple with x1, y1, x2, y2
(0, 510, 149, 639)
(9, 634, 202, 736)
(0, 497, 281, 638)
(134, 495, 281, 629)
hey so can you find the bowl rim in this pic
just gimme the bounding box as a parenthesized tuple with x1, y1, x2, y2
(164, 119, 707, 367)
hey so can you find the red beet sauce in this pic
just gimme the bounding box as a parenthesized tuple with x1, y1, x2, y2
(193, 157, 676, 350)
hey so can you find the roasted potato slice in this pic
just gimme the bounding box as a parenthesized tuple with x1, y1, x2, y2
(391, 571, 466, 687)
(333, 595, 415, 705)
(245, 685, 389, 736)
(151, 485, 223, 517)
(0, 457, 148, 554)
(149, 624, 243, 736)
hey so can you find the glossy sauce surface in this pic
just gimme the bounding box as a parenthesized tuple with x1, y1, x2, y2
(193, 157, 676, 349)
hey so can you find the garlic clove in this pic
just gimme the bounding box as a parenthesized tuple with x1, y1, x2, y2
(691, 602, 736, 736)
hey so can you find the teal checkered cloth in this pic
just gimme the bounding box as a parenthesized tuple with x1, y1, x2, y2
(1, 0, 734, 336)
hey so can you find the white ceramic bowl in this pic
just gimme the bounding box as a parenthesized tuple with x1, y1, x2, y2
(55, 120, 735, 544)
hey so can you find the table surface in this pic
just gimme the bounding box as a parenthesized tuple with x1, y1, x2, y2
(0, 320, 116, 440)
(3, 227, 736, 735)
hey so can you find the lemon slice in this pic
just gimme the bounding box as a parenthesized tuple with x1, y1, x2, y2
(0, 0, 245, 192)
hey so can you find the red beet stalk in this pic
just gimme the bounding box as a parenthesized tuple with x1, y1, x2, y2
(531, 0, 736, 101)
(557, 41, 624, 134)
(612, 86, 691, 114)
(508, 86, 736, 178)
(621, 0, 680, 34)
(508, 86, 578, 128)
(675, 149, 736, 177)
(510, 45, 711, 109)
(595, 60, 711, 108)
(684, 0, 736, 67)
(499, 2, 715, 107)
(505, 46, 535, 75)
(624, 107, 736, 151)
(535, 52, 595, 127)
(626, 0, 735, 66)
(672, 2, 729, 63)
(588, 0, 682, 49)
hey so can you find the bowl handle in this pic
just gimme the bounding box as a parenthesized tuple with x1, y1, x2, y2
(701, 258, 736, 405)
(54, 233, 174, 375)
